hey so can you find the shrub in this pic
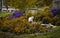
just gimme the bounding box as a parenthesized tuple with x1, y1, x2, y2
(42, 16, 52, 24)
(51, 16, 60, 26)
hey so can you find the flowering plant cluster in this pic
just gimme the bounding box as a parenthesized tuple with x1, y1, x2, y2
(0, 15, 48, 34)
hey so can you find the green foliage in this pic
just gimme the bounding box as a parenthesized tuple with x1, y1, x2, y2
(51, 16, 60, 26)
(0, 12, 12, 17)
(43, 0, 52, 6)
(4, 0, 37, 12)
(36, 0, 52, 7)
(34, 7, 52, 22)
(4, 0, 52, 12)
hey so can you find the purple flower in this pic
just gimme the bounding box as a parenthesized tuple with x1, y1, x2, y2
(51, 8, 60, 16)
(9, 11, 24, 19)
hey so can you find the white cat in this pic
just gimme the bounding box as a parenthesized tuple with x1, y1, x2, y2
(28, 16, 34, 23)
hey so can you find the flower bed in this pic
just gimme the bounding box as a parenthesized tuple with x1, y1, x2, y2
(0, 15, 48, 35)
